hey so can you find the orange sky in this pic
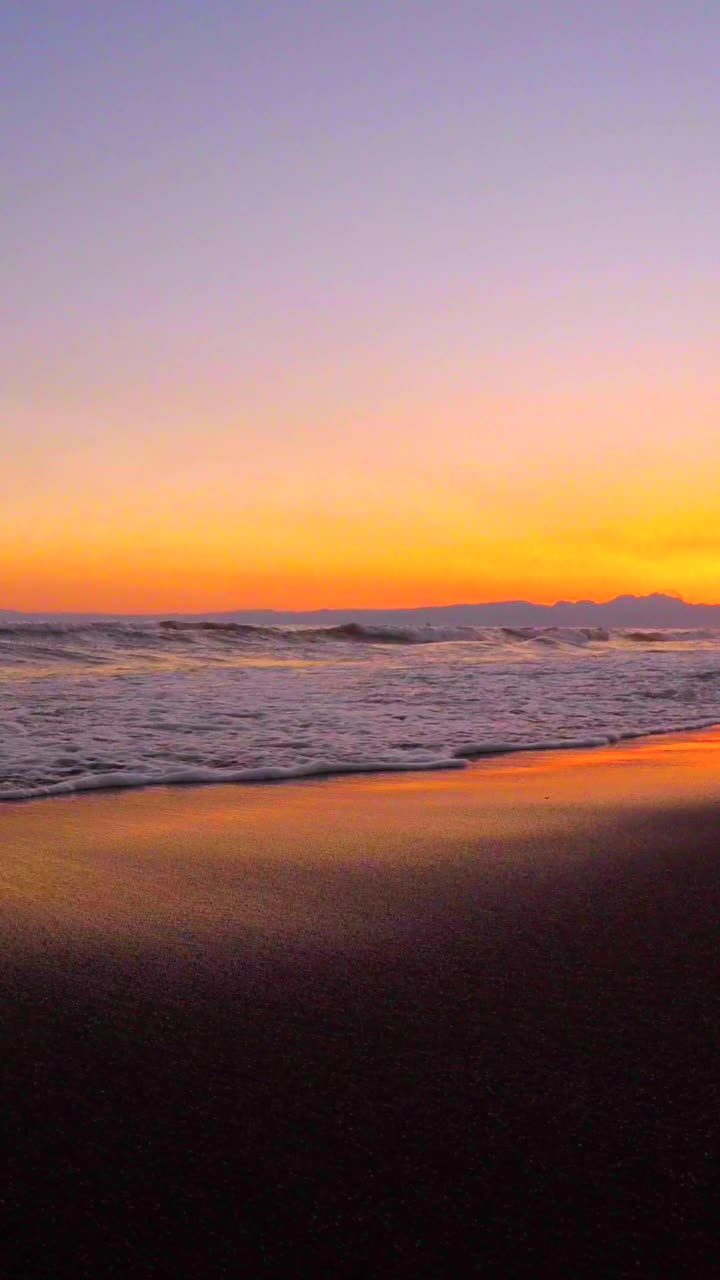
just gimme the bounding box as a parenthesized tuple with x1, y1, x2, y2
(4, 376, 719, 612)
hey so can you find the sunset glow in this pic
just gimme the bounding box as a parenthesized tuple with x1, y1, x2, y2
(4, 3, 719, 612)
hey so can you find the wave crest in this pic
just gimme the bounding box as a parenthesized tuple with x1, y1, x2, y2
(0, 618, 717, 656)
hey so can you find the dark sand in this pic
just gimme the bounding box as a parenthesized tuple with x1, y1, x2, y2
(3, 732, 720, 1276)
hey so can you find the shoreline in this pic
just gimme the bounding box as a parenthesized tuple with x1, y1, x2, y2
(4, 727, 720, 1274)
(3, 715, 720, 806)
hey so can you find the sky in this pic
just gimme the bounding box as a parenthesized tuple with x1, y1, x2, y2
(3, 0, 719, 611)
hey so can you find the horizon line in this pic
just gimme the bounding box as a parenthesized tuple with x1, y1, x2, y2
(4, 592, 720, 618)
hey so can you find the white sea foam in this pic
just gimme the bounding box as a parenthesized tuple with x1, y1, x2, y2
(2, 621, 720, 801)
(454, 736, 614, 758)
(0, 756, 468, 801)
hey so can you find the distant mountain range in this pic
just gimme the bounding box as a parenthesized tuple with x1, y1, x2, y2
(2, 593, 720, 627)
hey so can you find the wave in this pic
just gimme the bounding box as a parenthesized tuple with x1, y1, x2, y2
(0, 755, 468, 802)
(622, 629, 717, 643)
(501, 626, 610, 646)
(154, 621, 711, 648)
(158, 620, 277, 636)
(453, 718, 720, 760)
(306, 623, 614, 646)
(1, 620, 718, 665)
(0, 623, 86, 638)
(4, 718, 720, 804)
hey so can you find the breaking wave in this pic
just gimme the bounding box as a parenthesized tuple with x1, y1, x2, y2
(2, 619, 716, 652)
(0, 755, 469, 802)
(622, 629, 717, 643)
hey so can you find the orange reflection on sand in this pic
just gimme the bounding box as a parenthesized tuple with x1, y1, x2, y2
(2, 729, 720, 959)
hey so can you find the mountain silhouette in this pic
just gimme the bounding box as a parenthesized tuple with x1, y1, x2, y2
(3, 593, 720, 626)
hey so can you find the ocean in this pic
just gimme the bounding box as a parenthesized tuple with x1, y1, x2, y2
(2, 619, 720, 801)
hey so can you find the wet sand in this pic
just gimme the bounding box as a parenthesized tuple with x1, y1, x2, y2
(4, 732, 720, 1275)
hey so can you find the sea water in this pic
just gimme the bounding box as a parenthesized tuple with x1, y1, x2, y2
(2, 619, 720, 800)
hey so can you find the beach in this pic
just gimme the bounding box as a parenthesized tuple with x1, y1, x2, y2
(4, 730, 720, 1275)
